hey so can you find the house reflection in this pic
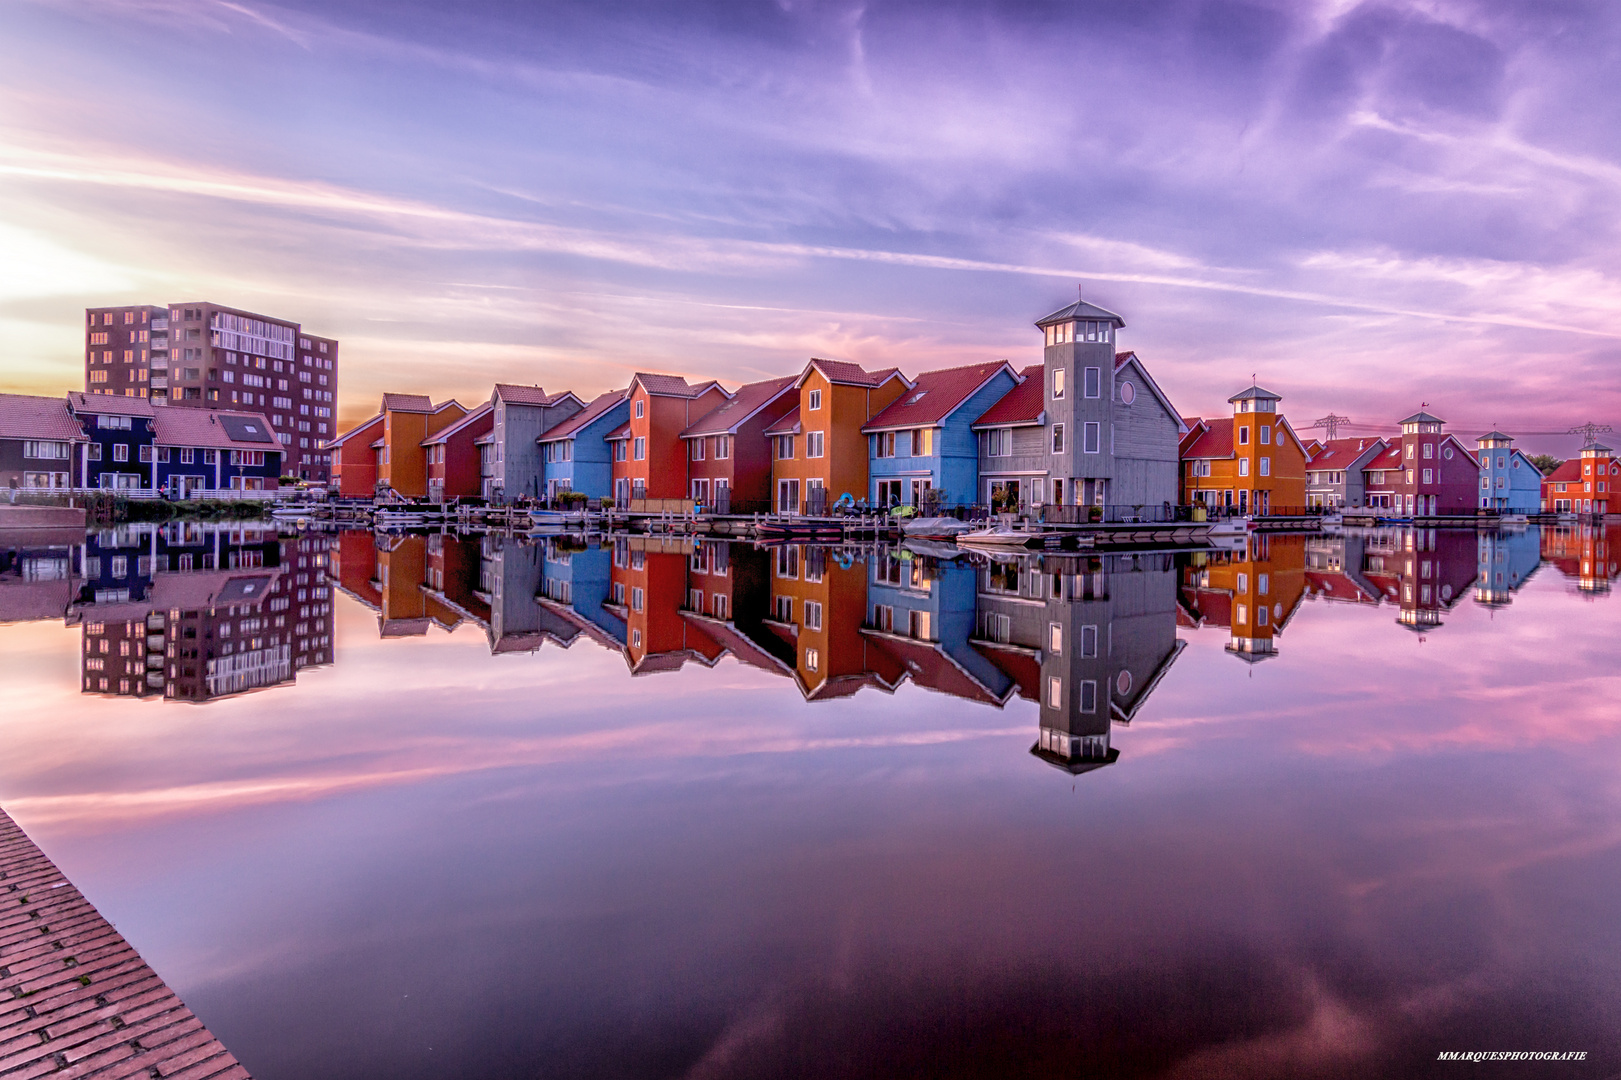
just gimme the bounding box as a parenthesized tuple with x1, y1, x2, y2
(1179, 533, 1306, 662)
(1475, 527, 1543, 608)
(1540, 522, 1621, 595)
(0, 523, 332, 701)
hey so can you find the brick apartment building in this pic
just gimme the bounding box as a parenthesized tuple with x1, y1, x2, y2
(84, 301, 339, 482)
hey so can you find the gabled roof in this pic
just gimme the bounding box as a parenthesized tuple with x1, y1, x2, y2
(152, 408, 282, 451)
(629, 373, 728, 400)
(1543, 459, 1584, 484)
(1036, 298, 1124, 328)
(1365, 444, 1403, 471)
(1400, 410, 1446, 425)
(325, 413, 383, 449)
(492, 384, 567, 407)
(763, 405, 801, 436)
(1228, 385, 1282, 403)
(67, 392, 156, 417)
(1307, 438, 1387, 471)
(541, 389, 629, 442)
(432, 399, 465, 415)
(604, 422, 632, 441)
(682, 376, 797, 438)
(861, 629, 1012, 706)
(422, 403, 493, 446)
(972, 365, 1044, 428)
(1301, 439, 1323, 457)
(1181, 417, 1235, 459)
(380, 393, 434, 413)
(801, 359, 912, 390)
(1113, 352, 1187, 433)
(862, 361, 1016, 433)
(0, 393, 86, 441)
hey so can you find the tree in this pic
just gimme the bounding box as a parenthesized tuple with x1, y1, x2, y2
(1528, 454, 1564, 476)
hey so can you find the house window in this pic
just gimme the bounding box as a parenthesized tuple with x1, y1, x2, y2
(1083, 422, 1100, 455)
(1079, 680, 1097, 714)
(1080, 624, 1098, 658)
(1238, 458, 1250, 477)
(1084, 367, 1100, 398)
(985, 428, 1009, 457)
(715, 436, 730, 459)
(691, 439, 705, 461)
(1260, 425, 1271, 444)
(1119, 381, 1135, 405)
(1052, 368, 1065, 400)
(1048, 623, 1062, 654)
(876, 432, 896, 458)
(634, 437, 645, 461)
(807, 431, 825, 458)
(1052, 424, 1065, 454)
(910, 429, 932, 456)
(776, 435, 795, 459)
(774, 595, 793, 622)
(113, 443, 129, 462)
(1238, 426, 1250, 445)
(1422, 468, 1433, 484)
(804, 600, 823, 631)
(1259, 457, 1271, 477)
(808, 389, 822, 410)
(631, 587, 644, 612)
(805, 647, 819, 672)
(634, 399, 644, 419)
(1047, 676, 1063, 709)
(1423, 442, 1434, 459)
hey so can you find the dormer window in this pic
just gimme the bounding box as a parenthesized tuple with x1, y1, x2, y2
(808, 389, 822, 410)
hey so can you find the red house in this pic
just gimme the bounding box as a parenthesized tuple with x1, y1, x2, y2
(1388, 410, 1478, 518)
(1542, 442, 1616, 514)
(325, 412, 384, 497)
(422, 403, 493, 502)
(680, 375, 798, 512)
(618, 373, 729, 503)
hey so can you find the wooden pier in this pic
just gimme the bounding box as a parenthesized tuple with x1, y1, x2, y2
(0, 807, 250, 1079)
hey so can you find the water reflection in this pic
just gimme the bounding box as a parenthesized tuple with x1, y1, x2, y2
(0, 522, 332, 700)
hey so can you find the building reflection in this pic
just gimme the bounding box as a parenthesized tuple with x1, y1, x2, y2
(1540, 522, 1621, 595)
(1179, 533, 1307, 662)
(0, 522, 332, 701)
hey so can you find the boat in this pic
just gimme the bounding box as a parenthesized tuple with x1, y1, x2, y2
(1204, 517, 1250, 537)
(529, 508, 586, 527)
(958, 524, 1042, 550)
(901, 538, 966, 560)
(757, 520, 845, 541)
(903, 516, 972, 541)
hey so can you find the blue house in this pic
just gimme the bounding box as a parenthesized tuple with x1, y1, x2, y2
(152, 406, 284, 493)
(67, 393, 156, 490)
(1475, 431, 1541, 514)
(862, 361, 1020, 509)
(537, 389, 629, 500)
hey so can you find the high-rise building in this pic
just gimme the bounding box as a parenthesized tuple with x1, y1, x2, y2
(84, 302, 339, 482)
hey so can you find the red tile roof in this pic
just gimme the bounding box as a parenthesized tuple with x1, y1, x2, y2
(972, 365, 1044, 427)
(1367, 445, 1403, 471)
(325, 413, 383, 448)
(0, 393, 86, 441)
(422, 402, 493, 445)
(862, 630, 1010, 705)
(971, 642, 1041, 702)
(381, 392, 434, 413)
(1182, 417, 1235, 459)
(492, 384, 554, 406)
(152, 407, 282, 450)
(862, 361, 1015, 433)
(543, 389, 629, 441)
(764, 404, 801, 436)
(806, 359, 909, 388)
(1308, 437, 1387, 470)
(1543, 459, 1584, 485)
(632, 373, 717, 399)
(683, 376, 797, 437)
(605, 421, 631, 441)
(67, 391, 155, 416)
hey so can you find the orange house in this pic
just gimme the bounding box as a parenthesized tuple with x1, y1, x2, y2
(1179, 385, 1308, 514)
(763, 544, 903, 699)
(1542, 441, 1617, 515)
(615, 373, 729, 503)
(1179, 532, 1307, 661)
(325, 412, 384, 497)
(767, 359, 910, 515)
(376, 393, 467, 499)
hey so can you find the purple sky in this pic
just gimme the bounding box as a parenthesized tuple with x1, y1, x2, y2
(1, 0, 1618, 450)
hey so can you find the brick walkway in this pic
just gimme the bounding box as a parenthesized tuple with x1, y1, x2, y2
(0, 808, 250, 1079)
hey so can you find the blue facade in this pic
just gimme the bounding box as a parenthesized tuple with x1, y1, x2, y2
(866, 553, 1013, 700)
(81, 412, 155, 490)
(1475, 527, 1542, 606)
(539, 398, 629, 500)
(1475, 438, 1540, 513)
(543, 540, 625, 645)
(150, 445, 282, 494)
(867, 367, 1019, 508)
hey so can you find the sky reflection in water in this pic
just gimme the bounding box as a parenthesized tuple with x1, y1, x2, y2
(0, 523, 1618, 1079)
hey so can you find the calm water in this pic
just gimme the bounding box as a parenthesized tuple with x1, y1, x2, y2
(1, 522, 1619, 1079)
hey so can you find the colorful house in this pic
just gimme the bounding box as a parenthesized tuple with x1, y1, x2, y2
(1179, 533, 1307, 662)
(1475, 528, 1542, 607)
(375, 393, 466, 499)
(862, 552, 1014, 705)
(762, 542, 902, 698)
(324, 412, 383, 497)
(1305, 438, 1388, 509)
(66, 393, 156, 490)
(1541, 521, 1620, 593)
(1542, 442, 1617, 515)
(1034, 299, 1183, 511)
(862, 360, 1020, 509)
(680, 376, 799, 512)
(618, 373, 729, 504)
(422, 403, 494, 502)
(537, 389, 630, 501)
(149, 406, 285, 493)
(1179, 386, 1308, 514)
(971, 364, 1047, 513)
(477, 384, 585, 503)
(0, 393, 87, 490)
(1473, 431, 1541, 513)
(1387, 410, 1478, 518)
(768, 360, 910, 515)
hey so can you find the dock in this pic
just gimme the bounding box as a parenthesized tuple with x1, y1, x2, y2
(0, 807, 250, 1079)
